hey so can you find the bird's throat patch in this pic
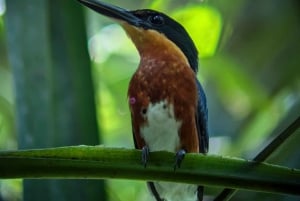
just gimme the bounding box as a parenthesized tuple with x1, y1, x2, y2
(121, 22, 189, 66)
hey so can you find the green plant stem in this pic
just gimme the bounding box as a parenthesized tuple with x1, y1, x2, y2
(0, 146, 299, 195)
(214, 116, 300, 201)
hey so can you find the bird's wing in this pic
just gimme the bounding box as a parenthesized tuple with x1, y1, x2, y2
(195, 79, 209, 153)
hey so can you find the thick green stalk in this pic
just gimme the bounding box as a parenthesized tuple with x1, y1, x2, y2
(214, 116, 300, 201)
(0, 146, 299, 195)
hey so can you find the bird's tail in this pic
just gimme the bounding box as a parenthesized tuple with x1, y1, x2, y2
(197, 186, 204, 201)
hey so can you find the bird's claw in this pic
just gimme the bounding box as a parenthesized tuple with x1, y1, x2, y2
(142, 146, 149, 167)
(174, 149, 186, 170)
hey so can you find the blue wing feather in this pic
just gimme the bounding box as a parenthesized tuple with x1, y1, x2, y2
(196, 79, 209, 153)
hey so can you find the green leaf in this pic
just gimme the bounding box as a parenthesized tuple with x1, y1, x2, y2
(173, 6, 222, 58)
(0, 146, 299, 196)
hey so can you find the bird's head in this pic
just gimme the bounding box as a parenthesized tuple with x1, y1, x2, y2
(78, 0, 199, 72)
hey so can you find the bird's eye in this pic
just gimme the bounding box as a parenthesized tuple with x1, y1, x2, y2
(149, 15, 164, 25)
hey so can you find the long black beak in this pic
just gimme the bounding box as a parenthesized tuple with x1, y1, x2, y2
(77, 0, 142, 27)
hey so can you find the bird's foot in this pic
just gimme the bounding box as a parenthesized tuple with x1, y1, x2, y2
(142, 146, 149, 167)
(174, 149, 186, 170)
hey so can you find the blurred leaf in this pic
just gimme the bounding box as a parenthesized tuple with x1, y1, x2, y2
(0, 96, 15, 149)
(5, 0, 106, 200)
(173, 5, 222, 58)
(148, 0, 170, 10)
(202, 55, 268, 118)
(233, 91, 290, 156)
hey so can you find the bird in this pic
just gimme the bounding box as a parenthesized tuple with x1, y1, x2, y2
(77, 0, 209, 201)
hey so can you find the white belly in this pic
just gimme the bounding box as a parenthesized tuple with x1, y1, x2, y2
(140, 100, 198, 201)
(140, 100, 181, 152)
(154, 182, 198, 201)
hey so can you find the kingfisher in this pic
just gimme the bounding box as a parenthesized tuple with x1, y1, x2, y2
(78, 0, 209, 200)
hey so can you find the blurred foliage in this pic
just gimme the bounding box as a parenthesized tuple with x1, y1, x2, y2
(0, 0, 299, 201)
(2, 0, 106, 200)
(173, 6, 222, 58)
